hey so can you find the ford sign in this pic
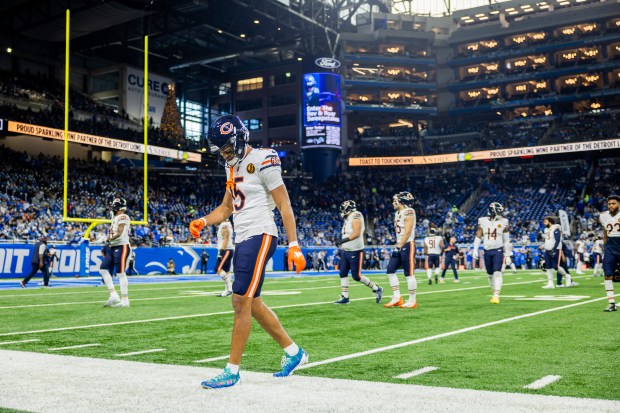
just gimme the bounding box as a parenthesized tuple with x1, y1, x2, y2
(315, 57, 341, 69)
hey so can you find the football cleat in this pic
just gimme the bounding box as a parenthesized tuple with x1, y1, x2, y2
(439, 278, 446, 284)
(400, 301, 418, 309)
(274, 348, 308, 377)
(542, 283, 555, 289)
(428, 279, 433, 285)
(567, 282, 579, 287)
(384, 297, 404, 308)
(490, 296, 500, 304)
(453, 279, 460, 283)
(219, 290, 233, 297)
(110, 301, 130, 308)
(201, 367, 240, 389)
(604, 303, 617, 312)
(19, 281, 26, 288)
(103, 297, 121, 307)
(333, 296, 350, 305)
(375, 286, 384, 303)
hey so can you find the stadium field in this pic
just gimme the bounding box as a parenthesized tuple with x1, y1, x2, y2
(1, 269, 619, 410)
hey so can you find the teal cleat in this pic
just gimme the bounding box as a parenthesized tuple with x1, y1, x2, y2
(201, 367, 240, 389)
(273, 348, 309, 377)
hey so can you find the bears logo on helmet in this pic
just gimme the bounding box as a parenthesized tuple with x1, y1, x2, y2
(488, 202, 504, 218)
(208, 115, 249, 167)
(340, 200, 357, 218)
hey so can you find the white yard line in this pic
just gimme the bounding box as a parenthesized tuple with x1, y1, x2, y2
(394, 366, 439, 379)
(115, 348, 166, 357)
(1, 350, 618, 413)
(298, 294, 617, 370)
(194, 354, 241, 363)
(48, 343, 101, 351)
(0, 277, 591, 337)
(524, 375, 562, 390)
(0, 338, 40, 345)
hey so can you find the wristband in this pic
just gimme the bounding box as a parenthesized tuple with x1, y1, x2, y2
(200, 217, 207, 225)
(289, 241, 299, 248)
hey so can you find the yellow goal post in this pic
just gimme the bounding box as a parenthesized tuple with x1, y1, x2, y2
(61, 9, 149, 239)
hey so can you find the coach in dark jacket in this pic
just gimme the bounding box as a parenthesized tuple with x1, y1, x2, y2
(20, 237, 50, 288)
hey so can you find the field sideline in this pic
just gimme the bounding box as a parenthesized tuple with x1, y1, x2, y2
(1, 269, 619, 412)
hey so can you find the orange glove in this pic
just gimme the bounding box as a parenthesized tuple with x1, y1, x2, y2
(189, 217, 206, 239)
(288, 243, 306, 274)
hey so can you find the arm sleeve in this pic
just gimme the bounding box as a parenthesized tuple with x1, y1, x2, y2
(553, 229, 561, 250)
(473, 237, 481, 254)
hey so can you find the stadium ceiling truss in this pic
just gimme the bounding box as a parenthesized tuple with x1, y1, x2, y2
(0, 0, 381, 89)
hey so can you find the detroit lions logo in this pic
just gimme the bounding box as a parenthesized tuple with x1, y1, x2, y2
(220, 122, 234, 135)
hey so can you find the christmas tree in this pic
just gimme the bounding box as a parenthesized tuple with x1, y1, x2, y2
(160, 83, 184, 146)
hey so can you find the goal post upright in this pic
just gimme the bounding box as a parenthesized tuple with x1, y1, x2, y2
(62, 9, 149, 244)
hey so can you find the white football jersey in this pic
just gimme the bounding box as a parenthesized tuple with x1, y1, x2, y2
(478, 216, 509, 250)
(592, 239, 604, 254)
(217, 221, 234, 250)
(395, 207, 416, 243)
(228, 148, 283, 243)
(544, 224, 563, 251)
(341, 211, 365, 251)
(600, 211, 620, 239)
(575, 240, 585, 254)
(424, 235, 443, 255)
(109, 212, 130, 247)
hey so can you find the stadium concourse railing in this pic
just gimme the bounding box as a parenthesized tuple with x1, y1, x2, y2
(0, 241, 547, 279)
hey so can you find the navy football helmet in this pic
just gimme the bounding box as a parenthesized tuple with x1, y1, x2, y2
(207, 115, 249, 166)
(429, 227, 438, 236)
(393, 191, 415, 207)
(488, 202, 504, 218)
(110, 197, 127, 213)
(340, 200, 357, 218)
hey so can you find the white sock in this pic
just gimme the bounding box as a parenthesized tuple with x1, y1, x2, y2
(359, 276, 378, 292)
(117, 273, 128, 299)
(100, 270, 116, 295)
(487, 273, 494, 289)
(226, 362, 240, 374)
(387, 273, 400, 298)
(406, 276, 417, 303)
(219, 271, 232, 289)
(284, 342, 300, 356)
(493, 271, 502, 297)
(426, 269, 432, 279)
(565, 273, 573, 285)
(604, 279, 615, 303)
(340, 277, 350, 298)
(558, 267, 567, 277)
(546, 269, 554, 284)
(510, 264, 517, 271)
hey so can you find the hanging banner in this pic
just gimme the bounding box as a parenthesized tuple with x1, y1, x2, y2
(124, 67, 171, 126)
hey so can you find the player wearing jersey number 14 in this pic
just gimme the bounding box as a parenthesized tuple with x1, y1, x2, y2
(189, 115, 307, 389)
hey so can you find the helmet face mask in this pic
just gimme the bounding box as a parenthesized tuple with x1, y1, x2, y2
(340, 200, 357, 218)
(110, 198, 127, 214)
(488, 202, 504, 218)
(208, 115, 249, 167)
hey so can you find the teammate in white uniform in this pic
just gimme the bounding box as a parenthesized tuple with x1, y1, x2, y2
(333, 201, 383, 304)
(591, 236, 604, 277)
(101, 198, 131, 308)
(384, 192, 418, 309)
(473, 202, 509, 304)
(541, 216, 574, 289)
(423, 227, 444, 285)
(215, 219, 234, 296)
(189, 115, 307, 388)
(575, 238, 586, 274)
(600, 195, 620, 312)
(503, 239, 517, 274)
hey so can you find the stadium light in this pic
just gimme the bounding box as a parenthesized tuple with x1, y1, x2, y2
(6, 47, 12, 53)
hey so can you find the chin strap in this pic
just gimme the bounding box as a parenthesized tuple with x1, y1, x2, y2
(226, 166, 235, 195)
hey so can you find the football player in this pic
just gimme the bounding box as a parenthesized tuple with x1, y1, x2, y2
(384, 192, 418, 309)
(600, 195, 620, 312)
(473, 202, 509, 304)
(541, 216, 574, 289)
(575, 236, 586, 275)
(215, 219, 234, 296)
(101, 198, 131, 308)
(502, 238, 517, 274)
(189, 115, 307, 388)
(423, 227, 444, 285)
(591, 234, 604, 277)
(334, 200, 383, 304)
(440, 236, 460, 283)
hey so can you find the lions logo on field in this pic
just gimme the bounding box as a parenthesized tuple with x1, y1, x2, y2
(247, 163, 255, 174)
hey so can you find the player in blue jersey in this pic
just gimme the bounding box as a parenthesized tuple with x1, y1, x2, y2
(600, 195, 620, 312)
